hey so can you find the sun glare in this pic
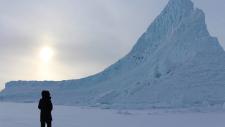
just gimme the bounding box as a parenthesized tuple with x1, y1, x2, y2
(39, 47, 54, 63)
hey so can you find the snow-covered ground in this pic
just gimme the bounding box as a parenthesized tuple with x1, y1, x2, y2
(1, 102, 225, 127)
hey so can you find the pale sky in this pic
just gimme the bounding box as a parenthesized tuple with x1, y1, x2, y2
(0, 0, 225, 89)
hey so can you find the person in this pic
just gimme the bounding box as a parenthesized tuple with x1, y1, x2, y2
(38, 90, 53, 127)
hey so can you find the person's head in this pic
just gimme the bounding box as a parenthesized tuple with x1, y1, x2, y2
(41, 90, 51, 99)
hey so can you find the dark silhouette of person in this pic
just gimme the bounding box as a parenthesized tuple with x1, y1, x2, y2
(38, 90, 53, 127)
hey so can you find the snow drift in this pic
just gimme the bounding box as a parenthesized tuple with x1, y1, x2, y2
(1, 0, 225, 109)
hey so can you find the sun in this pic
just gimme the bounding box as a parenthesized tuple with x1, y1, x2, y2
(39, 47, 54, 63)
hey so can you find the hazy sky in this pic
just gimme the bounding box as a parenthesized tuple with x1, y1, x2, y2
(0, 0, 225, 89)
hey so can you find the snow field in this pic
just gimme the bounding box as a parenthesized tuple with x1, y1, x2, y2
(1, 102, 225, 127)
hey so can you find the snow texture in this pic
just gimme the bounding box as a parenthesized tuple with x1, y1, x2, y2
(1, 102, 225, 127)
(1, 0, 225, 109)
